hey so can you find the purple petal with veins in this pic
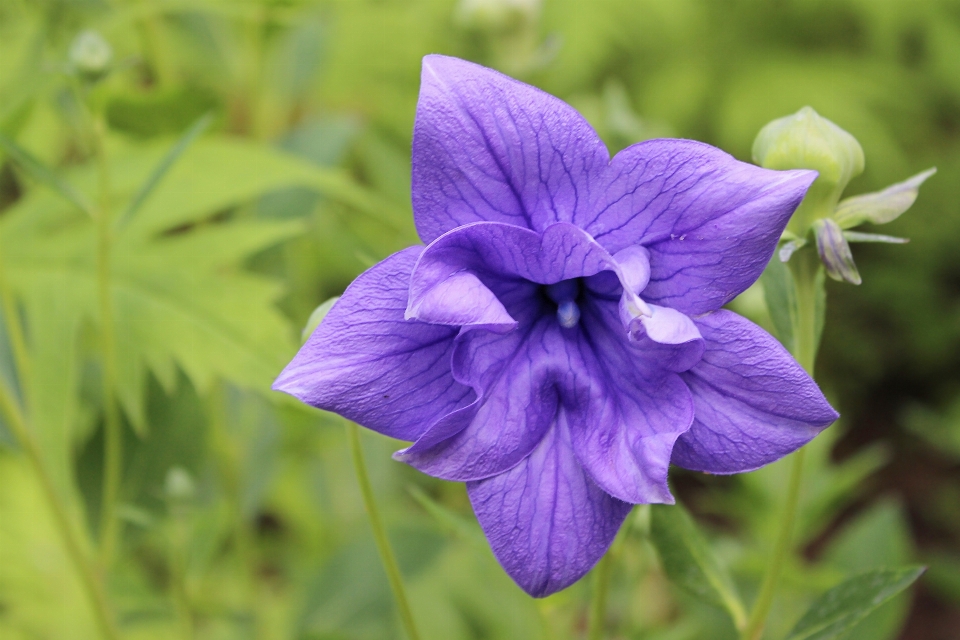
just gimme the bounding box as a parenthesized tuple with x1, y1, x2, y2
(468, 420, 633, 597)
(671, 310, 838, 474)
(273, 247, 472, 442)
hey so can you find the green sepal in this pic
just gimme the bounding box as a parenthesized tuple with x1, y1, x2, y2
(842, 231, 908, 244)
(779, 238, 807, 262)
(834, 168, 936, 229)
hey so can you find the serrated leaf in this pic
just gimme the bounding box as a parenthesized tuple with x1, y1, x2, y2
(834, 168, 936, 228)
(119, 137, 413, 241)
(650, 503, 747, 630)
(785, 566, 925, 640)
(0, 135, 360, 436)
(114, 111, 213, 230)
(0, 133, 95, 217)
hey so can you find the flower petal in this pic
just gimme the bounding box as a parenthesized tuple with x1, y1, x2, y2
(467, 421, 632, 597)
(671, 310, 838, 474)
(567, 300, 694, 504)
(405, 269, 517, 330)
(397, 314, 560, 480)
(586, 139, 816, 315)
(272, 247, 472, 442)
(412, 55, 610, 243)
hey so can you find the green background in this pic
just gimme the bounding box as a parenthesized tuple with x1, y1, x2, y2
(1, 0, 958, 638)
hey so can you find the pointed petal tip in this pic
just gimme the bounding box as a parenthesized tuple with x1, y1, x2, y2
(270, 367, 307, 402)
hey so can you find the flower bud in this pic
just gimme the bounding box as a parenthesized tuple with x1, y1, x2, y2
(69, 30, 113, 82)
(813, 218, 861, 285)
(753, 107, 864, 235)
(455, 0, 541, 32)
(164, 467, 196, 501)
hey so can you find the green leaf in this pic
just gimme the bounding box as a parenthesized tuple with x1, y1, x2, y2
(785, 566, 925, 640)
(834, 168, 936, 228)
(114, 112, 214, 230)
(118, 137, 413, 241)
(649, 503, 747, 630)
(0, 136, 356, 435)
(0, 133, 95, 217)
(760, 255, 797, 353)
(0, 454, 100, 639)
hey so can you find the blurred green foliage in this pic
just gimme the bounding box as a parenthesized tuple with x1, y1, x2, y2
(0, 0, 958, 638)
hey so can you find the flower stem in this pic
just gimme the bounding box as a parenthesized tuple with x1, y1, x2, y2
(586, 547, 614, 640)
(346, 422, 421, 640)
(741, 250, 821, 640)
(91, 114, 123, 567)
(0, 381, 121, 640)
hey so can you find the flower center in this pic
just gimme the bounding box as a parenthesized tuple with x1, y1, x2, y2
(545, 279, 581, 329)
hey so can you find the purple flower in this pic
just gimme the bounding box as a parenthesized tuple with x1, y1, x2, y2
(274, 55, 838, 597)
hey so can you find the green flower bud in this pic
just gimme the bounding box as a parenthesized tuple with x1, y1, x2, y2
(752, 107, 864, 236)
(455, 0, 541, 32)
(164, 467, 196, 501)
(69, 30, 113, 82)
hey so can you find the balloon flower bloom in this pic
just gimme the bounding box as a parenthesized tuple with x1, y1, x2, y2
(275, 55, 838, 597)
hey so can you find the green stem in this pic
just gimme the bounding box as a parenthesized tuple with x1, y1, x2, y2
(91, 114, 123, 567)
(137, 1, 177, 85)
(741, 250, 821, 640)
(586, 548, 613, 640)
(0, 272, 30, 395)
(0, 382, 121, 640)
(206, 383, 264, 635)
(346, 422, 421, 640)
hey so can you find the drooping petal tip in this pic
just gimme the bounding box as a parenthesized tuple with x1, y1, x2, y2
(672, 310, 838, 474)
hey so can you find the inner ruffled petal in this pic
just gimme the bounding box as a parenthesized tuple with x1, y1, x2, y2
(405, 269, 517, 331)
(397, 294, 696, 499)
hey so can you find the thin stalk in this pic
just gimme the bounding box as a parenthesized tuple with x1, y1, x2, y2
(586, 548, 614, 640)
(346, 422, 421, 640)
(0, 267, 30, 391)
(91, 114, 123, 566)
(0, 381, 121, 640)
(137, 0, 177, 85)
(741, 448, 805, 640)
(741, 250, 821, 640)
(167, 504, 194, 640)
(206, 382, 264, 636)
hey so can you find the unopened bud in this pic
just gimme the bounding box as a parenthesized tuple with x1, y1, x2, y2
(164, 467, 196, 501)
(753, 107, 864, 235)
(455, 0, 541, 31)
(813, 218, 861, 285)
(69, 30, 113, 81)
